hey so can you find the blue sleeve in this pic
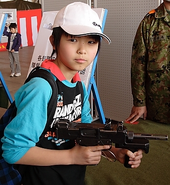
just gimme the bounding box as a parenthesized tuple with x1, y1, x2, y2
(81, 82, 93, 123)
(1, 77, 52, 164)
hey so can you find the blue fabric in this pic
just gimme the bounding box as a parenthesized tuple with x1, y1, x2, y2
(2, 78, 52, 164)
(2, 77, 92, 164)
(0, 158, 21, 185)
(0, 103, 21, 185)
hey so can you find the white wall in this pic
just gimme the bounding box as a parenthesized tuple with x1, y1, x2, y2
(41, 0, 86, 12)
(97, 0, 160, 121)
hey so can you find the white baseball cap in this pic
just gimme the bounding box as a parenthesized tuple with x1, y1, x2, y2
(52, 2, 111, 44)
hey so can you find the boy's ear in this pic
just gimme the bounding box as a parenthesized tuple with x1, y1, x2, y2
(49, 35, 55, 49)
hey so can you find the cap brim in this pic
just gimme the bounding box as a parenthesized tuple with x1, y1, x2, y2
(75, 32, 111, 44)
(61, 25, 111, 44)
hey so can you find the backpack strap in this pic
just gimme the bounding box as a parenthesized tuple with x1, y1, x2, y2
(77, 81, 84, 107)
(25, 67, 58, 127)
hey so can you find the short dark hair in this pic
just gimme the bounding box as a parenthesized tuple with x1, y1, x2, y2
(9, 23, 17, 29)
(51, 27, 101, 57)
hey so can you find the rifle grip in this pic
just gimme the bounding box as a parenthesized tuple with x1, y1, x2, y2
(124, 155, 131, 168)
(124, 149, 137, 168)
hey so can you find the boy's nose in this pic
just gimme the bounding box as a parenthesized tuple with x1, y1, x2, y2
(77, 50, 86, 54)
(77, 43, 86, 54)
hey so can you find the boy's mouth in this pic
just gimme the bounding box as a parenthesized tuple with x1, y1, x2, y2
(75, 59, 87, 64)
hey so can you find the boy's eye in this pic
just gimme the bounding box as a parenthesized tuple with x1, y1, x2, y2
(69, 38, 77, 42)
(88, 40, 96, 44)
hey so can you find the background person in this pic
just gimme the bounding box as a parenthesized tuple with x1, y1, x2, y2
(126, 0, 170, 124)
(3, 22, 21, 77)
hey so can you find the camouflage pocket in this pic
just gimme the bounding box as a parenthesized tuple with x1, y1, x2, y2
(147, 35, 169, 71)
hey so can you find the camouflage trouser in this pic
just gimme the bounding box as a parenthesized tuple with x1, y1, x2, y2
(146, 95, 170, 124)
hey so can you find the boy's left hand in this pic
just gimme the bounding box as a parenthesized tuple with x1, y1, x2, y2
(113, 148, 143, 168)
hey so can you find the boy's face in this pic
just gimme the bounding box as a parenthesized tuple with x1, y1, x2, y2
(10, 28, 17, 34)
(56, 34, 99, 75)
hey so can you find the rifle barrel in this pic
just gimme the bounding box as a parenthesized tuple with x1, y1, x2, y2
(133, 133, 168, 140)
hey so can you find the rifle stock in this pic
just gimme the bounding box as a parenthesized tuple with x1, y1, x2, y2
(54, 119, 168, 168)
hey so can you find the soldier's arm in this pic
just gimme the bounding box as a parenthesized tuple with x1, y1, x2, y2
(131, 18, 149, 107)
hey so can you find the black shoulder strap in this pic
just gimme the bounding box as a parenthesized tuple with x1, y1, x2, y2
(77, 81, 84, 106)
(25, 67, 58, 126)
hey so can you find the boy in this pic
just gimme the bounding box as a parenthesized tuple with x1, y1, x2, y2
(2, 2, 143, 185)
(3, 22, 21, 77)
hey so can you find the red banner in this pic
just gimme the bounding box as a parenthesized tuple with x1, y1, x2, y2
(17, 9, 42, 47)
(0, 42, 7, 51)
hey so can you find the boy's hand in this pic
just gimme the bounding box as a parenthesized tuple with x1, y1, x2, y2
(113, 148, 143, 168)
(70, 144, 110, 165)
(6, 23, 10, 27)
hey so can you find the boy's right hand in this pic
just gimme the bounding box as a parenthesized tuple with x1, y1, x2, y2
(5, 23, 10, 27)
(70, 144, 110, 165)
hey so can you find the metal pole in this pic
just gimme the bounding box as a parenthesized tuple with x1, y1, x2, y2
(87, 0, 91, 7)
(93, 0, 97, 8)
(41, 0, 44, 12)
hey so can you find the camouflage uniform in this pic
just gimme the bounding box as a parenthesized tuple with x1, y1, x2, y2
(131, 3, 170, 124)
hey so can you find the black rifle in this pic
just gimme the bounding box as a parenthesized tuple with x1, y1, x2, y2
(53, 119, 168, 168)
